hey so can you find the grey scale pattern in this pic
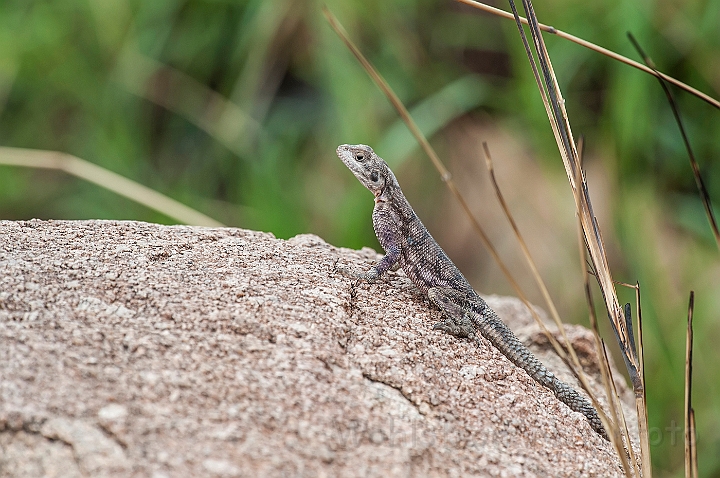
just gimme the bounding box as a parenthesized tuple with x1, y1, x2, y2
(336, 143, 608, 441)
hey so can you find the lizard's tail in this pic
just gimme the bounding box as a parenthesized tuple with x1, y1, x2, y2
(477, 310, 609, 441)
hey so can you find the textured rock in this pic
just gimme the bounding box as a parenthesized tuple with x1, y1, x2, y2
(0, 220, 630, 476)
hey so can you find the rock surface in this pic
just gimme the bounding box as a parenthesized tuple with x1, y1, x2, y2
(0, 220, 629, 477)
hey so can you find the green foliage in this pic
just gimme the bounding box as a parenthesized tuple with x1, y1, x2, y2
(1, 0, 718, 475)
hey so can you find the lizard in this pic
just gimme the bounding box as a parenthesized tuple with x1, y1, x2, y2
(335, 143, 608, 441)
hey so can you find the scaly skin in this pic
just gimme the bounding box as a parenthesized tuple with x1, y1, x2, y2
(336, 143, 608, 440)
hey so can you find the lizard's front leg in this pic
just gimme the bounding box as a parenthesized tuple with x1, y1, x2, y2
(337, 245, 400, 282)
(428, 287, 476, 339)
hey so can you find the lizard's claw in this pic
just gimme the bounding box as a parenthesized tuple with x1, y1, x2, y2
(432, 316, 475, 339)
(336, 265, 378, 283)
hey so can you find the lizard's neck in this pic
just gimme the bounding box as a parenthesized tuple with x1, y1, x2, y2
(375, 183, 415, 219)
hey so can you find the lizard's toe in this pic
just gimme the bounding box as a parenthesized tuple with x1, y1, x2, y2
(336, 265, 378, 283)
(433, 318, 473, 338)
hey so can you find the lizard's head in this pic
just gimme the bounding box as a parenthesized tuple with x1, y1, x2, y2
(336, 144, 396, 199)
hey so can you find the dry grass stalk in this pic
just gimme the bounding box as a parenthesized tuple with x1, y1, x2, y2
(627, 34, 720, 249)
(685, 292, 698, 478)
(588, 277, 651, 474)
(632, 283, 652, 475)
(505, 0, 648, 473)
(601, 340, 638, 476)
(0, 147, 224, 227)
(689, 410, 698, 478)
(457, 0, 720, 110)
(481, 143, 608, 417)
(578, 225, 634, 477)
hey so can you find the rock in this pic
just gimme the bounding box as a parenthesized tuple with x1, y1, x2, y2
(0, 220, 629, 477)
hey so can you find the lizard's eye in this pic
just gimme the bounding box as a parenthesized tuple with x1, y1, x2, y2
(370, 171, 379, 182)
(355, 153, 364, 161)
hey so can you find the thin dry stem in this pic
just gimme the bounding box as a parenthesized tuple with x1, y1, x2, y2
(599, 322, 640, 473)
(322, 7, 450, 179)
(458, 0, 720, 110)
(508, 0, 641, 472)
(510, 0, 638, 406)
(690, 410, 698, 478)
(482, 142, 600, 404)
(588, 276, 650, 474)
(601, 342, 637, 476)
(685, 292, 697, 478)
(581, 269, 632, 475)
(627, 33, 720, 250)
(634, 283, 652, 477)
(576, 218, 631, 472)
(0, 147, 224, 227)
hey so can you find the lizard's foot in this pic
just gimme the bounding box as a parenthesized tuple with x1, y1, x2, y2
(428, 286, 476, 338)
(432, 315, 475, 339)
(335, 264, 378, 283)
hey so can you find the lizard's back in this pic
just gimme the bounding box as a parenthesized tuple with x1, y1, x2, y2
(373, 191, 474, 296)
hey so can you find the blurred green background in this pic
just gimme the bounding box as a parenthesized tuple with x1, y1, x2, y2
(1, 0, 718, 475)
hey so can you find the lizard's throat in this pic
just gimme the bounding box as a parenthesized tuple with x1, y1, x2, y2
(373, 189, 387, 204)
